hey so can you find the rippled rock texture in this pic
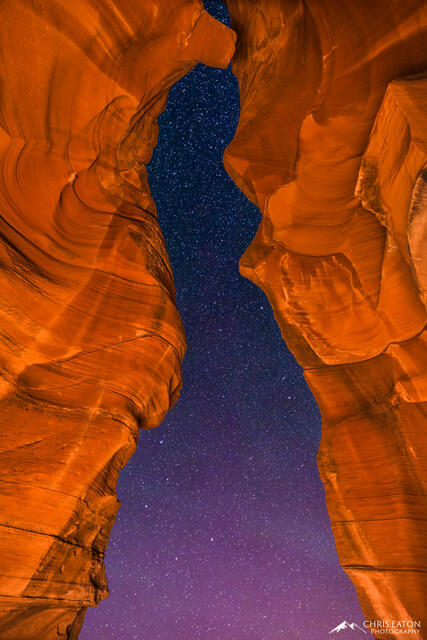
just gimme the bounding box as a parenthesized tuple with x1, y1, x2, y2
(0, 2, 234, 638)
(224, 1, 427, 636)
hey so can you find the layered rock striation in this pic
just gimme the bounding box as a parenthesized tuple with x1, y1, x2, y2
(2, 1, 426, 638)
(224, 1, 427, 636)
(0, 2, 234, 638)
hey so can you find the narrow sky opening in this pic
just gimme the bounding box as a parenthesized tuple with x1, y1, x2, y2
(81, 2, 364, 638)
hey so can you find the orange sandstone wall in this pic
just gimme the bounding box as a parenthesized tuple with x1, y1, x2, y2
(224, 1, 427, 637)
(0, 2, 234, 638)
(1, 1, 426, 638)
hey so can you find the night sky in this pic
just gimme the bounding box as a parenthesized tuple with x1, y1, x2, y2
(81, 2, 364, 638)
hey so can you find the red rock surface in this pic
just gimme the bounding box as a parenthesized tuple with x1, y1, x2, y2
(224, 1, 427, 637)
(2, 1, 426, 638)
(0, 2, 234, 638)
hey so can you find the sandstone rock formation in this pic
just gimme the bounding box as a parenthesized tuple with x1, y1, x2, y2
(2, 0, 426, 638)
(224, 1, 427, 637)
(0, 2, 234, 638)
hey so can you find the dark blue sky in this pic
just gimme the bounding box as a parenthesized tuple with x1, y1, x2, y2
(81, 2, 364, 638)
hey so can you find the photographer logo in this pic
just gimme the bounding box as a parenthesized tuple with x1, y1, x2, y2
(329, 621, 367, 634)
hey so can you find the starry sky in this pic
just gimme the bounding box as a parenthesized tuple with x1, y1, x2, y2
(81, 2, 365, 638)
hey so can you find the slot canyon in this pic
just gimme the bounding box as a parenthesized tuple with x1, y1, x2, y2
(0, 1, 425, 639)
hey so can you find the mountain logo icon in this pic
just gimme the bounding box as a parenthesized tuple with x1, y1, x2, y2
(329, 621, 367, 634)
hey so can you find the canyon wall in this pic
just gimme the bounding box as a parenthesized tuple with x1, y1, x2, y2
(1, 1, 426, 638)
(0, 2, 234, 638)
(224, 0, 427, 637)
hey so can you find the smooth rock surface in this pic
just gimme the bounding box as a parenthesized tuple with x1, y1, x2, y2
(2, 1, 427, 638)
(224, 1, 427, 637)
(0, 2, 235, 638)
